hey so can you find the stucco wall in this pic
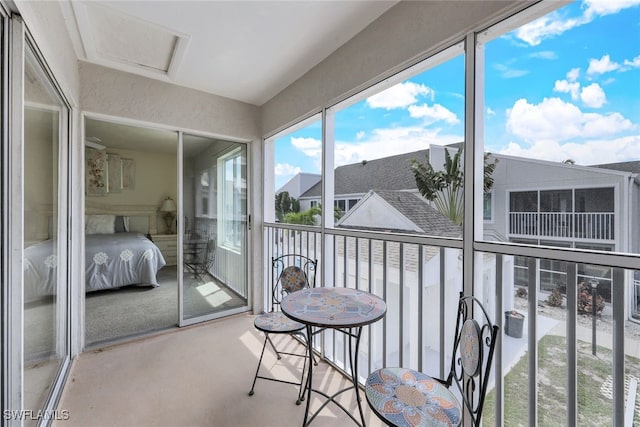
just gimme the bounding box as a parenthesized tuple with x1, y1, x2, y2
(260, 1, 530, 136)
(79, 62, 260, 140)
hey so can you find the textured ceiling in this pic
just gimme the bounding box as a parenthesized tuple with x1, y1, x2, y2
(63, 1, 398, 106)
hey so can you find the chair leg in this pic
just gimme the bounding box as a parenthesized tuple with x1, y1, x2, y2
(266, 335, 282, 359)
(296, 346, 309, 405)
(250, 331, 310, 404)
(248, 334, 269, 396)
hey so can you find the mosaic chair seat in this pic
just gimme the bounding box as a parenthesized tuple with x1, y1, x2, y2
(365, 292, 499, 427)
(249, 254, 318, 404)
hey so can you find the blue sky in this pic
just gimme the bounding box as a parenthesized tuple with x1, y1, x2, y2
(275, 0, 640, 190)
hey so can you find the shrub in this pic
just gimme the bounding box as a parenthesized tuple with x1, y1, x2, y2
(515, 287, 528, 298)
(546, 287, 563, 307)
(577, 282, 605, 316)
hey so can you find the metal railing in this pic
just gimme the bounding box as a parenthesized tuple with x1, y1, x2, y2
(263, 223, 463, 384)
(509, 212, 614, 241)
(262, 222, 636, 426)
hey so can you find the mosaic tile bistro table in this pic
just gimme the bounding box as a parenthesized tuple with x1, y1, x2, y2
(281, 287, 387, 427)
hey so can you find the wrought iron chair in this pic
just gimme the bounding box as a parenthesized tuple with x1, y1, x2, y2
(249, 254, 318, 404)
(184, 237, 216, 282)
(365, 291, 499, 427)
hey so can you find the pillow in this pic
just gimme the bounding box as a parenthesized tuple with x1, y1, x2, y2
(86, 214, 115, 235)
(114, 216, 129, 233)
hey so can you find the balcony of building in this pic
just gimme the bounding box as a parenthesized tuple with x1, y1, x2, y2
(42, 220, 640, 426)
(509, 212, 615, 241)
(258, 223, 640, 426)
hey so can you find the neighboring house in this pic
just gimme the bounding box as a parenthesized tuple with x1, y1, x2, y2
(298, 149, 429, 212)
(429, 144, 640, 317)
(275, 172, 321, 199)
(303, 143, 639, 321)
(338, 189, 461, 238)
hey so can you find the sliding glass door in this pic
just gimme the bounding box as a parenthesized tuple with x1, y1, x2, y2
(83, 116, 179, 346)
(180, 134, 249, 323)
(22, 41, 70, 425)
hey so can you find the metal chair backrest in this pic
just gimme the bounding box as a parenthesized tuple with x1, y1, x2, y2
(203, 238, 216, 268)
(446, 291, 499, 426)
(270, 254, 317, 311)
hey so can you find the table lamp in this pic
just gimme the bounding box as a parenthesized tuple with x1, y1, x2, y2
(159, 197, 177, 233)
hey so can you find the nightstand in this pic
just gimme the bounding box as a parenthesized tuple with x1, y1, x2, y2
(151, 234, 177, 266)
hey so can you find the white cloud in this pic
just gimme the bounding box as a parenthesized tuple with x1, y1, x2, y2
(356, 131, 365, 140)
(274, 163, 301, 176)
(291, 136, 322, 158)
(506, 97, 634, 142)
(529, 51, 558, 60)
(580, 83, 606, 108)
(366, 81, 433, 110)
(623, 55, 640, 69)
(334, 126, 462, 167)
(408, 103, 460, 125)
(587, 54, 620, 75)
(583, 0, 640, 19)
(499, 135, 640, 165)
(567, 67, 581, 82)
(515, 14, 584, 46)
(514, 0, 640, 46)
(493, 63, 529, 78)
(487, 107, 496, 117)
(554, 79, 580, 100)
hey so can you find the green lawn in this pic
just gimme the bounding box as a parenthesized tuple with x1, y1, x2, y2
(483, 334, 640, 426)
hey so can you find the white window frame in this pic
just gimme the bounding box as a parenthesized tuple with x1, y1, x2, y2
(217, 146, 244, 252)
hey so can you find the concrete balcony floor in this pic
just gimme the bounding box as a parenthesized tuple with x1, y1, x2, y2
(54, 314, 385, 427)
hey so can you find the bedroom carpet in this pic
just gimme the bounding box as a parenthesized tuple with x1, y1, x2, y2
(24, 266, 247, 359)
(86, 266, 247, 344)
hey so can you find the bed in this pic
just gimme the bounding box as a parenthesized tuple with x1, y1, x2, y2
(24, 205, 166, 301)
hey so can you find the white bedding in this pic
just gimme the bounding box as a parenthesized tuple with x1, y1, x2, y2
(24, 232, 166, 301)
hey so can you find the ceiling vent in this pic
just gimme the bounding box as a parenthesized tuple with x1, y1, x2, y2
(71, 2, 190, 79)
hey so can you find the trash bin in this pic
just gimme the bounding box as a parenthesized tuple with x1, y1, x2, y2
(505, 310, 524, 338)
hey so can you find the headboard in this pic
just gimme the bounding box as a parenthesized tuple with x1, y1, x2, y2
(85, 200, 158, 235)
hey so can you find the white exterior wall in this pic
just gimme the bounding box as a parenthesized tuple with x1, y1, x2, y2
(489, 155, 631, 250)
(276, 173, 321, 198)
(429, 144, 634, 251)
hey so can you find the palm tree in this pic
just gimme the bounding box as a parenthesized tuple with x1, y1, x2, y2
(410, 148, 498, 225)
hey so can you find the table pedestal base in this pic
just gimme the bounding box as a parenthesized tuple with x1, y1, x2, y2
(302, 326, 366, 427)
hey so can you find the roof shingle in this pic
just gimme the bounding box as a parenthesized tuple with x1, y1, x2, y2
(301, 149, 429, 197)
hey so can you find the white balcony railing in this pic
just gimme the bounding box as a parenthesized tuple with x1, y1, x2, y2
(509, 212, 614, 241)
(263, 223, 462, 382)
(263, 222, 636, 426)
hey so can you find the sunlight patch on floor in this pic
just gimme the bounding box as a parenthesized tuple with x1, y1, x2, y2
(196, 281, 233, 307)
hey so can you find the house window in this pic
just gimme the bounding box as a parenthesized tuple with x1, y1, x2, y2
(575, 188, 614, 213)
(197, 170, 211, 217)
(218, 147, 246, 251)
(483, 192, 492, 221)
